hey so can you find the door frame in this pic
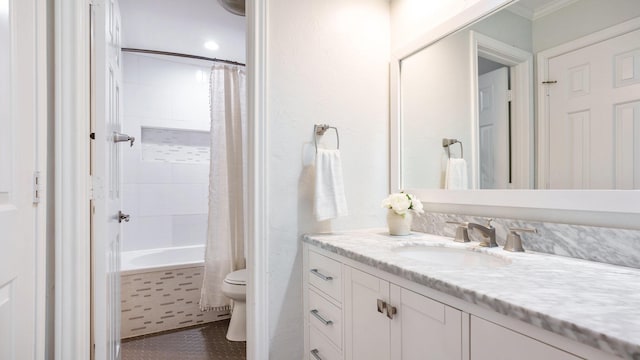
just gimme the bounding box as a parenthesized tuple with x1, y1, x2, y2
(34, 0, 49, 356)
(246, 0, 269, 358)
(536, 16, 640, 189)
(54, 0, 270, 359)
(469, 31, 534, 189)
(54, 0, 92, 358)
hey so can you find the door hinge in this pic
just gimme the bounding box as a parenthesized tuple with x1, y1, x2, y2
(33, 171, 42, 204)
(506, 89, 513, 102)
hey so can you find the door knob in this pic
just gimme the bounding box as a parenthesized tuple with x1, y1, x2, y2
(118, 211, 130, 223)
(113, 132, 135, 147)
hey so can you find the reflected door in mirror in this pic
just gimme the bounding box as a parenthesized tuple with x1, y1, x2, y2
(547, 28, 640, 189)
(478, 67, 510, 189)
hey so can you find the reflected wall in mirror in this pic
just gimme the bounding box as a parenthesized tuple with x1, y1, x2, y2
(399, 0, 640, 190)
(0, 0, 10, 192)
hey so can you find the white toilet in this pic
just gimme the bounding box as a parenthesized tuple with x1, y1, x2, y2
(221, 269, 247, 341)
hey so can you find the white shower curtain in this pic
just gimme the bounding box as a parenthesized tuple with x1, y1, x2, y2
(200, 63, 247, 311)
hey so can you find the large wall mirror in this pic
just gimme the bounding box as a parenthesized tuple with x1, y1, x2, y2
(0, 0, 10, 194)
(394, 0, 640, 195)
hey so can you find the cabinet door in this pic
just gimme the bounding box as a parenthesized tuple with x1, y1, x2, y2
(345, 268, 391, 360)
(390, 285, 463, 360)
(470, 316, 581, 360)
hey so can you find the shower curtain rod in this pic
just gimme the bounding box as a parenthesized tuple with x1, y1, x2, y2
(121, 48, 245, 67)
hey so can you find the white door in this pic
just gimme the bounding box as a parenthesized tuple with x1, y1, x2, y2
(478, 67, 510, 189)
(92, 0, 124, 359)
(0, 0, 42, 359)
(390, 286, 462, 360)
(345, 268, 391, 360)
(547, 28, 640, 189)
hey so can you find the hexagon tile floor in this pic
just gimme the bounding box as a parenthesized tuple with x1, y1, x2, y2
(121, 319, 246, 360)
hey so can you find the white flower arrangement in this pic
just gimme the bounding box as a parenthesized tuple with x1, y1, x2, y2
(381, 192, 424, 216)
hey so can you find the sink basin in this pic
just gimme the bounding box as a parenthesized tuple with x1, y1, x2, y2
(393, 245, 511, 268)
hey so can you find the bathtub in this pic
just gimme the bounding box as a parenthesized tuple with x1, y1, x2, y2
(121, 244, 205, 275)
(120, 245, 230, 338)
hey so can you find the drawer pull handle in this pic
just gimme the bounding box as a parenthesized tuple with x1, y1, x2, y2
(386, 304, 397, 320)
(310, 309, 333, 326)
(310, 349, 323, 360)
(377, 299, 387, 314)
(310, 268, 333, 281)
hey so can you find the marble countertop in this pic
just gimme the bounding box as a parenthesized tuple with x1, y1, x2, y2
(303, 229, 640, 359)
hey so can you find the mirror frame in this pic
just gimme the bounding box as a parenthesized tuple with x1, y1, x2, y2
(390, 0, 640, 214)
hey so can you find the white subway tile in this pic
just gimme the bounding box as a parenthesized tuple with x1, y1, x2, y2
(172, 214, 208, 247)
(122, 184, 139, 217)
(137, 161, 172, 184)
(121, 215, 173, 251)
(138, 184, 172, 216)
(169, 183, 208, 215)
(171, 163, 210, 184)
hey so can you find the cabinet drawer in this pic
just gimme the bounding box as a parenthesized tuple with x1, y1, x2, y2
(308, 250, 342, 302)
(310, 326, 342, 360)
(471, 316, 581, 360)
(309, 289, 343, 349)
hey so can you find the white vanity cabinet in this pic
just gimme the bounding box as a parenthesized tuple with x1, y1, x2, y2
(305, 249, 345, 360)
(470, 316, 580, 360)
(344, 267, 391, 360)
(305, 246, 463, 360)
(345, 267, 463, 360)
(303, 231, 638, 360)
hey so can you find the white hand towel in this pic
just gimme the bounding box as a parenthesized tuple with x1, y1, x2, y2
(314, 148, 348, 221)
(445, 158, 469, 190)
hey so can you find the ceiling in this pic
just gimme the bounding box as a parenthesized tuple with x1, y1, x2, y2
(120, 0, 246, 63)
(117, 0, 570, 64)
(509, 0, 578, 20)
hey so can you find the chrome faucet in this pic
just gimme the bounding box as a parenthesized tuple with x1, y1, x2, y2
(446, 221, 470, 243)
(504, 227, 537, 252)
(467, 219, 498, 247)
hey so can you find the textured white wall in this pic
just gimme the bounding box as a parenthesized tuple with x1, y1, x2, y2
(265, 0, 390, 357)
(390, 0, 491, 54)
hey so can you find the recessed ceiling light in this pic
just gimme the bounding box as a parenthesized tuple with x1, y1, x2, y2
(204, 41, 220, 51)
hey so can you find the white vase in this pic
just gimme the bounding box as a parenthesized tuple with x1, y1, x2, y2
(386, 210, 412, 236)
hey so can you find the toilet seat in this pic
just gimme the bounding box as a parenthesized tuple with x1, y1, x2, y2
(224, 269, 247, 286)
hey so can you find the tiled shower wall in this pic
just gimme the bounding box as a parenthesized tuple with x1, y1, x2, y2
(122, 53, 212, 252)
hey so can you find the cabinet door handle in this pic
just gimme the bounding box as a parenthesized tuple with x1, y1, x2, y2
(310, 268, 333, 281)
(310, 349, 323, 360)
(386, 304, 397, 320)
(310, 309, 333, 326)
(377, 299, 387, 314)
